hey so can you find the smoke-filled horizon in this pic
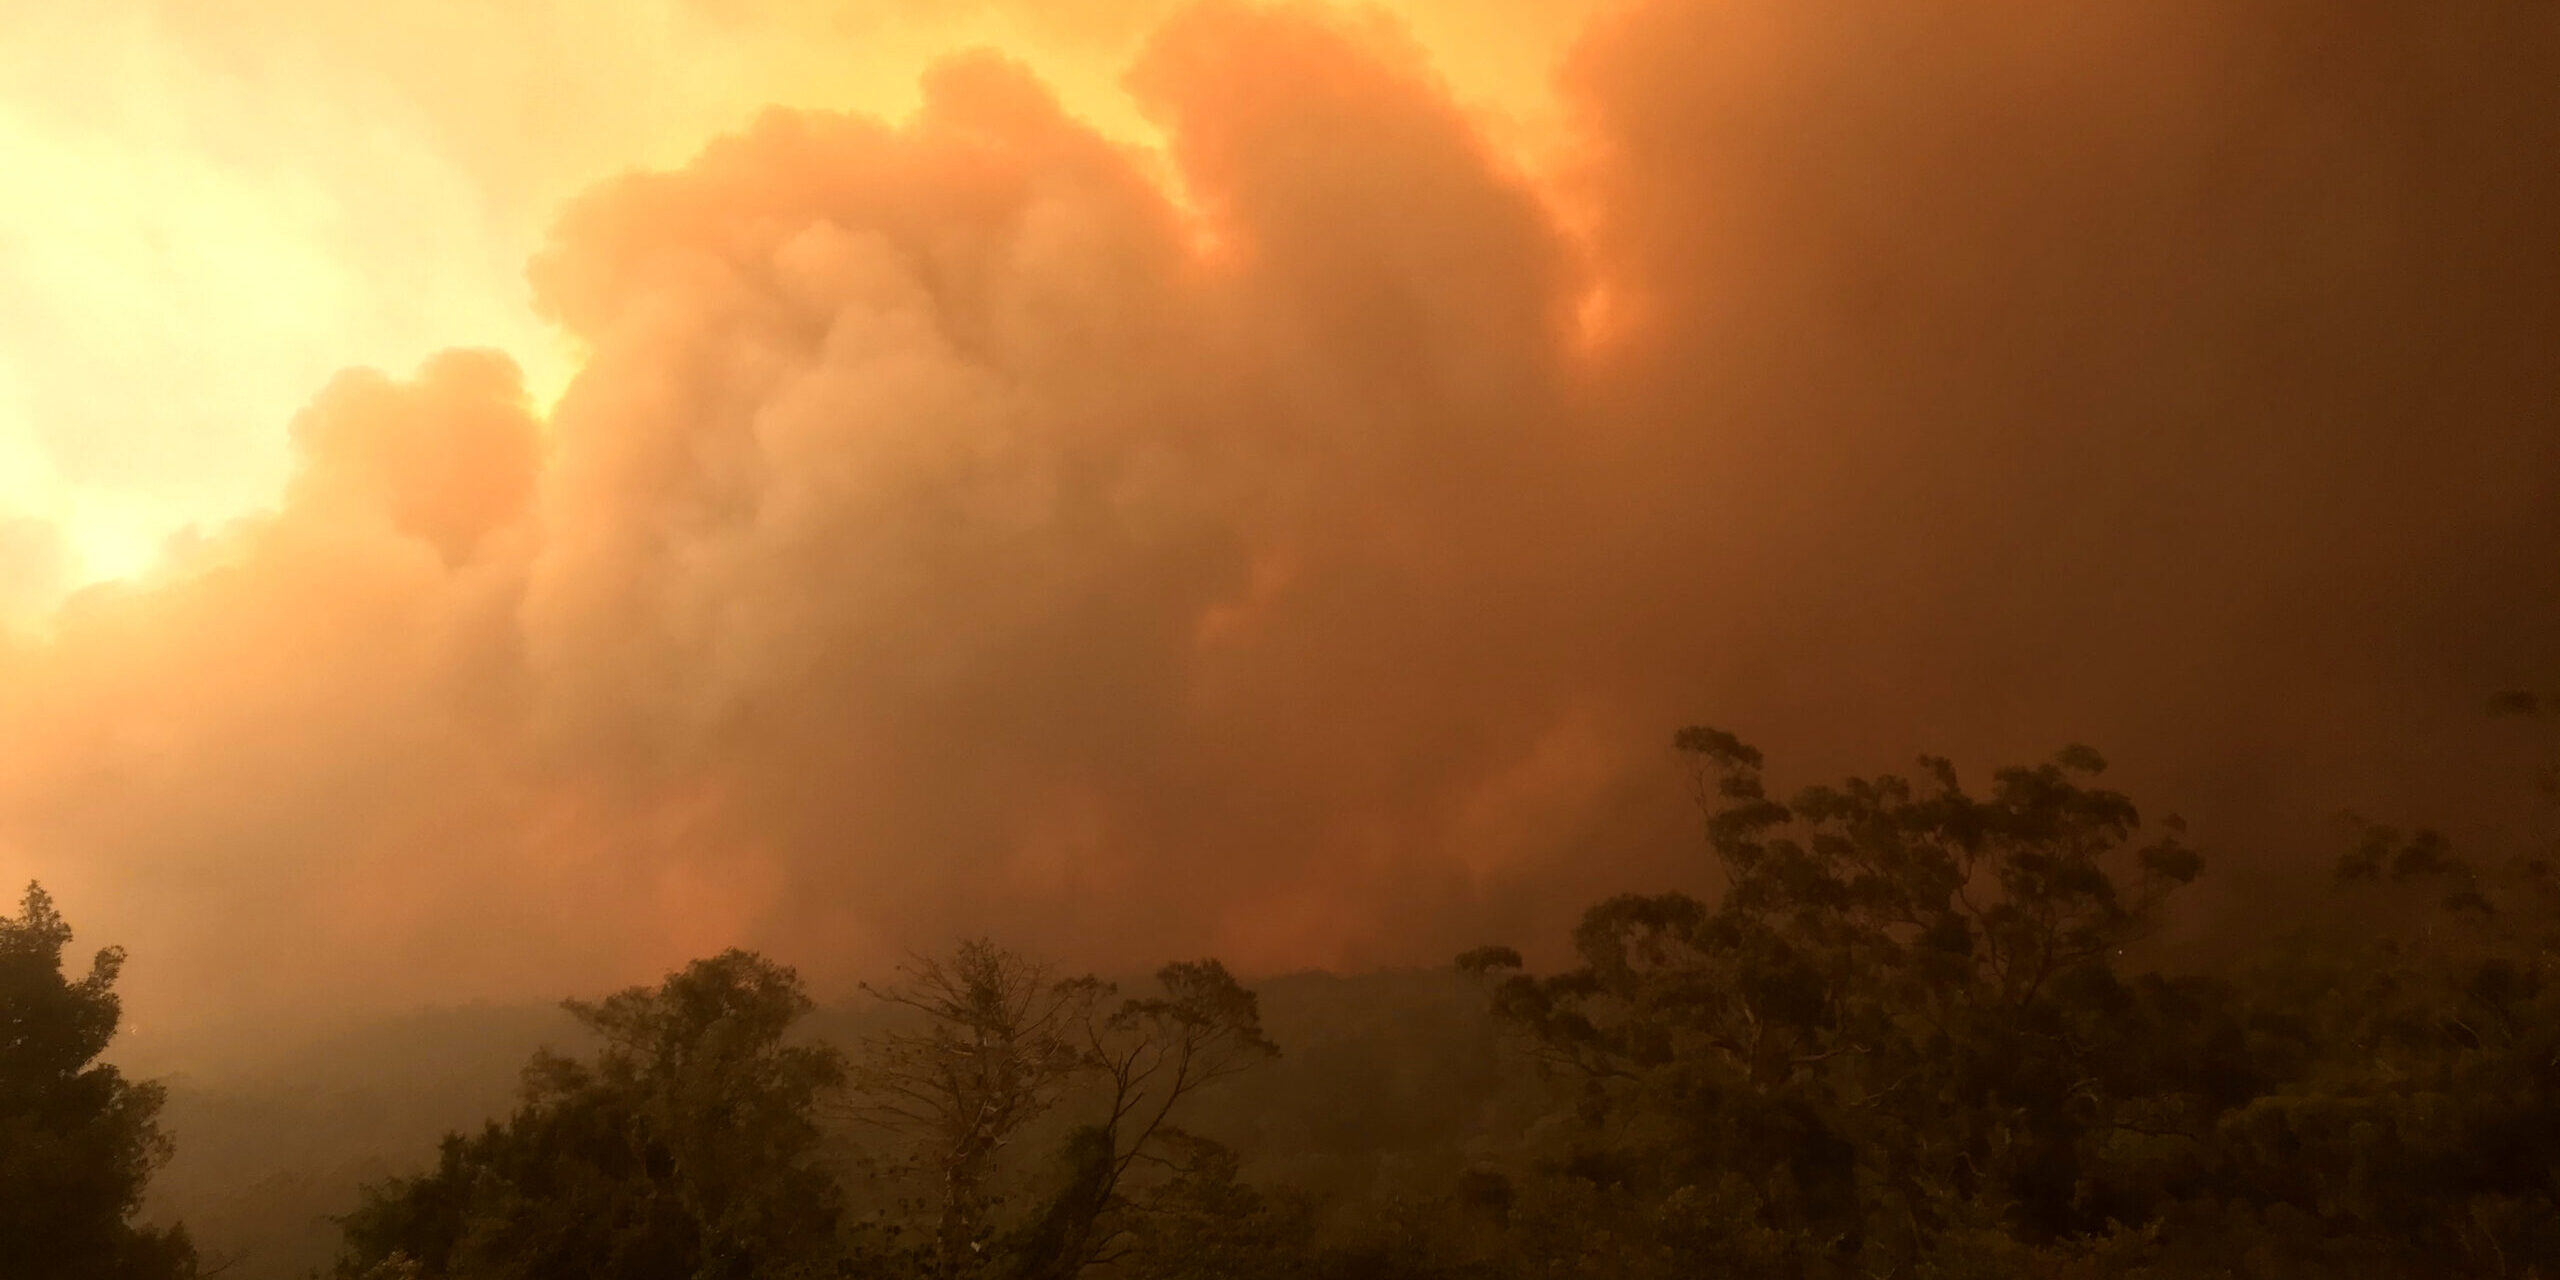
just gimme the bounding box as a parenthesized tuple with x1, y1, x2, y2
(2, 0, 2554, 1041)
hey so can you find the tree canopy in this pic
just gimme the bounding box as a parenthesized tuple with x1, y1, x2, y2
(336, 949, 848, 1280)
(0, 882, 197, 1280)
(304, 721, 2560, 1280)
(1444, 729, 2560, 1279)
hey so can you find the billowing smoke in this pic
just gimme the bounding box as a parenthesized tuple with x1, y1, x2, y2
(2, 1, 2553, 1032)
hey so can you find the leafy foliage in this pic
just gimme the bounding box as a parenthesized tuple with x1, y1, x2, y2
(1449, 730, 2560, 1279)
(309, 723, 2560, 1280)
(0, 882, 198, 1280)
(1464, 731, 2202, 1270)
(335, 950, 846, 1280)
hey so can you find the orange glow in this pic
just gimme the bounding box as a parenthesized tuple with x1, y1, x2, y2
(2, 1, 2549, 1031)
(0, 0, 1597, 608)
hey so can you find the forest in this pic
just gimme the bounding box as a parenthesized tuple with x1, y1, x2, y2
(10, 714, 2560, 1280)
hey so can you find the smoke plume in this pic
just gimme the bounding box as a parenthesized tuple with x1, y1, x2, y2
(3, 0, 2553, 1031)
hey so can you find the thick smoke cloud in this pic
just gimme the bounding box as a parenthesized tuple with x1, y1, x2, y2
(1566, 1, 2560, 894)
(2, 1, 2553, 1032)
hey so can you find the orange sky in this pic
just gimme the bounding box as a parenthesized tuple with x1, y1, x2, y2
(0, 0, 1595, 603)
(0, 2, 2552, 1046)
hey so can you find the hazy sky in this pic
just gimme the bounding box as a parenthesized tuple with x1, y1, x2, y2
(0, 0, 1592, 592)
(0, 1, 2553, 1041)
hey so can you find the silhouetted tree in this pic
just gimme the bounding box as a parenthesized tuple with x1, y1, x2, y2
(848, 943, 1280, 1280)
(2191, 825, 2560, 1276)
(336, 949, 845, 1280)
(999, 959, 1280, 1279)
(0, 882, 198, 1280)
(849, 940, 1090, 1278)
(1463, 730, 2206, 1276)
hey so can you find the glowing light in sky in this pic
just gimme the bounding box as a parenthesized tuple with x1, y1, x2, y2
(0, 0, 1591, 612)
